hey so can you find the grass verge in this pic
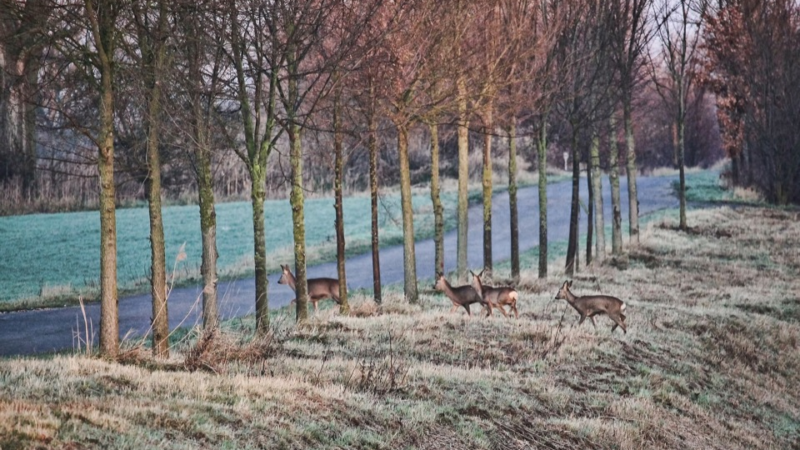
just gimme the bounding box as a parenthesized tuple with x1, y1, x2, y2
(1, 204, 799, 449)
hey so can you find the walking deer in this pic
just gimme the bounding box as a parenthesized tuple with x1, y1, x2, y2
(470, 270, 519, 318)
(278, 264, 341, 313)
(434, 273, 491, 317)
(555, 280, 627, 333)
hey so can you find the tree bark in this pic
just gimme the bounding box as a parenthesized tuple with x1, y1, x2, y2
(429, 121, 444, 276)
(678, 91, 687, 230)
(396, 123, 418, 303)
(609, 114, 623, 255)
(624, 99, 639, 245)
(482, 104, 493, 279)
(197, 149, 218, 330)
(138, 0, 169, 358)
(184, 3, 219, 330)
(333, 93, 349, 314)
(251, 171, 270, 331)
(537, 120, 548, 279)
(368, 102, 381, 304)
(590, 130, 605, 262)
(87, 0, 120, 358)
(507, 120, 520, 282)
(586, 152, 594, 267)
(456, 77, 469, 280)
(565, 130, 580, 276)
(288, 55, 309, 321)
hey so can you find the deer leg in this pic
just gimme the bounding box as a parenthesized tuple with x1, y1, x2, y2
(590, 315, 598, 330)
(512, 304, 519, 319)
(610, 314, 627, 334)
(450, 304, 459, 314)
(578, 314, 586, 326)
(484, 302, 493, 318)
(496, 304, 509, 318)
(463, 304, 472, 316)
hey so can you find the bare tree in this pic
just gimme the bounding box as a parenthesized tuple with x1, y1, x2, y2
(130, 0, 171, 358)
(222, 0, 282, 333)
(609, 0, 653, 245)
(650, 0, 705, 230)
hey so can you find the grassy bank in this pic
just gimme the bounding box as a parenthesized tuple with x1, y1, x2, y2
(1, 204, 798, 449)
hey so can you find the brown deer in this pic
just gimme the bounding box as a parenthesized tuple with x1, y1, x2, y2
(555, 280, 627, 333)
(470, 270, 519, 318)
(434, 273, 492, 317)
(278, 264, 341, 313)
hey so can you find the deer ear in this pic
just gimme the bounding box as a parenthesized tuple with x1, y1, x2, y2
(478, 269, 485, 277)
(568, 280, 573, 287)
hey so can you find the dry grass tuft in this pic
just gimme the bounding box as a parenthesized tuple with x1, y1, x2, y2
(183, 328, 281, 375)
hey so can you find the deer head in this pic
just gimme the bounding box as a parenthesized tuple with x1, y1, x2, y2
(277, 264, 293, 285)
(433, 273, 447, 291)
(555, 280, 573, 300)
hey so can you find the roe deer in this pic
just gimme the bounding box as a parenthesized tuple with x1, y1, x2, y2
(278, 264, 341, 313)
(434, 273, 491, 317)
(555, 280, 627, 333)
(470, 270, 519, 318)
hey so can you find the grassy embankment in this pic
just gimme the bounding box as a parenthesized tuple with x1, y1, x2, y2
(1, 172, 799, 449)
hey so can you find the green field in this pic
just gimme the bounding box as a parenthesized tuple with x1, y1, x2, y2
(0, 190, 462, 305)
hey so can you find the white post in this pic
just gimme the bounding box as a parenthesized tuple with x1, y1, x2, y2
(563, 151, 569, 171)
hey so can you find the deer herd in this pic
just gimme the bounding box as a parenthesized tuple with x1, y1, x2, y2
(278, 264, 628, 334)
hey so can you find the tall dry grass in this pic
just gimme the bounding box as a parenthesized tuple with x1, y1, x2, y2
(1, 206, 799, 449)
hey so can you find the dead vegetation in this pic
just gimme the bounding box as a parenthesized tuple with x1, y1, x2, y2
(1, 206, 799, 449)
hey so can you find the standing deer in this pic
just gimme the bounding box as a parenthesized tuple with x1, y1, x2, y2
(434, 273, 491, 317)
(555, 280, 627, 333)
(470, 270, 519, 318)
(278, 264, 341, 313)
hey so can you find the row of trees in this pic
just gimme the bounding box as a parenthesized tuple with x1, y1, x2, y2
(2, 0, 787, 359)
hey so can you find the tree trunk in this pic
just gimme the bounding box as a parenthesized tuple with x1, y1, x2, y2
(678, 98, 687, 230)
(186, 5, 218, 330)
(397, 123, 418, 303)
(333, 94, 349, 314)
(145, 91, 167, 358)
(197, 147, 218, 330)
(565, 130, 580, 276)
(482, 104, 493, 278)
(609, 114, 623, 255)
(251, 171, 270, 332)
(590, 130, 605, 262)
(456, 77, 469, 280)
(624, 100, 639, 245)
(507, 120, 520, 282)
(368, 96, 381, 304)
(289, 96, 309, 322)
(429, 121, 444, 276)
(141, 2, 168, 358)
(537, 120, 548, 279)
(89, 0, 119, 359)
(586, 152, 594, 267)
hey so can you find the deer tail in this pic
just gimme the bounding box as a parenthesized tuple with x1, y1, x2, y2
(621, 302, 627, 312)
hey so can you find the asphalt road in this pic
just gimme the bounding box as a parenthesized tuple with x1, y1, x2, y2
(0, 173, 678, 357)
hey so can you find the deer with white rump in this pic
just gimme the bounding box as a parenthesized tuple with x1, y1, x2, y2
(434, 273, 492, 317)
(278, 264, 341, 313)
(470, 270, 519, 318)
(555, 280, 627, 333)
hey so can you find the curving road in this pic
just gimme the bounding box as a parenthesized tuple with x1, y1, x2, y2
(0, 173, 678, 357)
